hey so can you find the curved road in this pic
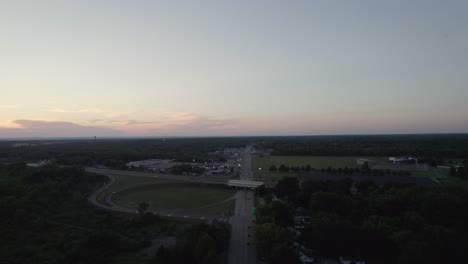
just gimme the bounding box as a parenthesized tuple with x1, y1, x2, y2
(87, 150, 259, 262)
(87, 168, 231, 221)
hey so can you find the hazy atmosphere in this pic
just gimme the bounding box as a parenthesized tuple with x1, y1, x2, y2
(1, 0, 467, 137)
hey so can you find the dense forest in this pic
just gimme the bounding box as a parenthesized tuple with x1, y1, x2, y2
(255, 177, 468, 264)
(0, 164, 229, 264)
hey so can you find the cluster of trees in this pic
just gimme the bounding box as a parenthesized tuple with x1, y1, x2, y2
(449, 160, 467, 178)
(252, 179, 301, 263)
(269, 164, 412, 176)
(170, 164, 206, 175)
(0, 164, 143, 263)
(0, 163, 227, 263)
(254, 201, 299, 264)
(269, 164, 313, 172)
(263, 177, 468, 263)
(156, 222, 230, 264)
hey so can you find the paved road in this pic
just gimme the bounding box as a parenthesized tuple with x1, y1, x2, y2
(87, 168, 230, 221)
(87, 152, 259, 261)
(86, 167, 229, 185)
(228, 147, 258, 264)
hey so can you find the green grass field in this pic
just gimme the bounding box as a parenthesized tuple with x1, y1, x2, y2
(113, 183, 235, 212)
(252, 156, 369, 170)
(252, 156, 367, 181)
(187, 200, 235, 216)
(251, 156, 443, 181)
(440, 177, 468, 190)
(410, 170, 436, 177)
(94, 173, 235, 215)
(254, 171, 298, 181)
(96, 173, 176, 204)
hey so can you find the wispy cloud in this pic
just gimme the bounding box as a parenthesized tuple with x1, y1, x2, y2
(0, 105, 19, 109)
(86, 119, 160, 126)
(52, 108, 104, 113)
(126, 120, 160, 126)
(0, 119, 124, 138)
(144, 112, 239, 136)
(85, 112, 239, 136)
(52, 107, 133, 120)
(0, 113, 238, 137)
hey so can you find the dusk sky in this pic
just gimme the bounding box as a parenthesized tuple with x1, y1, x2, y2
(1, 0, 467, 137)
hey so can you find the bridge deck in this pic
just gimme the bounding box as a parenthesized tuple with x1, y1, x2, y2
(227, 179, 264, 189)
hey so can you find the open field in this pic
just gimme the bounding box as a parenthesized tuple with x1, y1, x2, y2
(187, 200, 235, 216)
(95, 173, 176, 204)
(253, 171, 298, 181)
(440, 177, 468, 190)
(90, 170, 235, 216)
(411, 170, 437, 177)
(253, 156, 374, 170)
(252, 156, 447, 180)
(252, 156, 375, 181)
(113, 183, 235, 211)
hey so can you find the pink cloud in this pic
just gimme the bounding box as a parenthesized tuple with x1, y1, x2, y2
(0, 120, 124, 138)
(125, 112, 239, 136)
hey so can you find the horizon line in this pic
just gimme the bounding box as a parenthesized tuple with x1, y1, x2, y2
(1, 132, 467, 141)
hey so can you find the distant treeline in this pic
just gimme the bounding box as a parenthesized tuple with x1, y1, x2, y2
(0, 137, 252, 168)
(1, 134, 468, 169)
(269, 164, 413, 177)
(256, 134, 468, 157)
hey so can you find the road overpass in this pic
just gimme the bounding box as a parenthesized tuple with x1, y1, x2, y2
(227, 179, 264, 189)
